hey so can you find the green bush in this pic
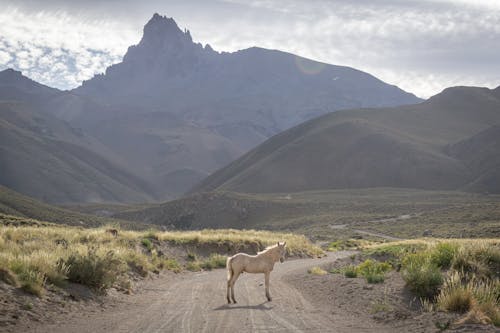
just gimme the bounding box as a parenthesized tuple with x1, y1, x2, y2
(431, 243, 458, 269)
(343, 265, 358, 278)
(401, 253, 443, 298)
(186, 261, 202, 271)
(357, 259, 391, 284)
(141, 238, 153, 251)
(164, 258, 181, 272)
(64, 248, 124, 292)
(200, 254, 227, 270)
(366, 273, 385, 284)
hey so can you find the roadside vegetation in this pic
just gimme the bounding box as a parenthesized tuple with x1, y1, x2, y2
(0, 214, 322, 297)
(323, 238, 499, 328)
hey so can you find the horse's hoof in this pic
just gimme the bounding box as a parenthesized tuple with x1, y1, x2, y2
(267, 298, 272, 302)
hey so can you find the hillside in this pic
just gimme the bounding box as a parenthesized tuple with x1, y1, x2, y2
(0, 185, 135, 227)
(193, 86, 500, 194)
(0, 75, 156, 204)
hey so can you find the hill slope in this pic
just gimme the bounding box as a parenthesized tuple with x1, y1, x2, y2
(193, 86, 500, 194)
(0, 70, 155, 203)
(0, 184, 129, 227)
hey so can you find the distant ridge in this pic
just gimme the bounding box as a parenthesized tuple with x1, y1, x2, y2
(192, 85, 500, 194)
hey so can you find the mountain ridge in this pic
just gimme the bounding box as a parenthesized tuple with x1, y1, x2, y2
(1, 14, 424, 203)
(192, 85, 500, 194)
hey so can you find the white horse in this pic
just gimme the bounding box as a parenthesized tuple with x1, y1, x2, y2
(226, 242, 286, 304)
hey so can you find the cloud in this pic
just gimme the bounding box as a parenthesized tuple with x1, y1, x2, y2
(0, 7, 138, 90)
(0, 0, 498, 97)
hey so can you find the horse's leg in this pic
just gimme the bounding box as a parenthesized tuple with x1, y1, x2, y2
(230, 271, 241, 304)
(265, 271, 272, 301)
(227, 270, 233, 304)
(226, 274, 233, 304)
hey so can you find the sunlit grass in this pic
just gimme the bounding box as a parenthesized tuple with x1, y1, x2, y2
(0, 214, 322, 296)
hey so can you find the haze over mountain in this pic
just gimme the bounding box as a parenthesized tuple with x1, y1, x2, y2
(0, 70, 155, 203)
(193, 86, 500, 195)
(0, 14, 421, 203)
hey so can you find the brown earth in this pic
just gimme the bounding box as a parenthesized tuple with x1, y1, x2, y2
(4, 251, 497, 333)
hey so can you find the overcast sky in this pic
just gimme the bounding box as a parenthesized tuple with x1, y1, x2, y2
(0, 0, 499, 98)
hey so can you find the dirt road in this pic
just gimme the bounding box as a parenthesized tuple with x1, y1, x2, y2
(23, 251, 382, 333)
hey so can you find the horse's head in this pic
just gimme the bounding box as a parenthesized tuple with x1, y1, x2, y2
(277, 242, 287, 263)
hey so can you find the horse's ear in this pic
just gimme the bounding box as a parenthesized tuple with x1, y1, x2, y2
(283, 242, 286, 247)
(277, 242, 280, 246)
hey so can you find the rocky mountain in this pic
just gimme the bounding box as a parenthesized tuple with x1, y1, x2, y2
(193, 86, 500, 194)
(0, 14, 422, 203)
(69, 14, 421, 197)
(0, 70, 154, 203)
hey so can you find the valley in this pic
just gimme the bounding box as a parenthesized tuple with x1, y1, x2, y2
(0, 5, 499, 333)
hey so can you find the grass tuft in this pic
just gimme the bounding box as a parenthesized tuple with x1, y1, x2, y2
(343, 265, 358, 278)
(308, 266, 328, 275)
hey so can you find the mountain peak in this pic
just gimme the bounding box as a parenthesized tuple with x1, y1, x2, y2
(120, 13, 202, 67)
(141, 13, 192, 46)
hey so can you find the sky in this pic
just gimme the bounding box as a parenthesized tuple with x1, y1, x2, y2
(0, 0, 499, 98)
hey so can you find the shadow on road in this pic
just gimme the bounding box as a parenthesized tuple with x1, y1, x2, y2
(213, 302, 273, 311)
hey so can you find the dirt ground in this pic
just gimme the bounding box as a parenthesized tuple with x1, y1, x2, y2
(2, 251, 498, 333)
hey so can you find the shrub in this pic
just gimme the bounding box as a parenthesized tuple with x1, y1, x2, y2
(186, 261, 202, 271)
(46, 261, 69, 287)
(452, 244, 500, 280)
(141, 238, 153, 251)
(200, 254, 227, 270)
(164, 259, 181, 273)
(308, 266, 327, 276)
(431, 243, 458, 268)
(343, 265, 358, 278)
(18, 269, 46, 296)
(357, 259, 391, 284)
(470, 278, 500, 327)
(401, 253, 443, 298)
(437, 272, 474, 313)
(9, 261, 46, 296)
(366, 273, 385, 284)
(64, 248, 124, 292)
(124, 252, 151, 277)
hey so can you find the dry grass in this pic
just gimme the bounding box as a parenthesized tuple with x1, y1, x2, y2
(0, 215, 322, 296)
(153, 228, 323, 257)
(308, 266, 328, 275)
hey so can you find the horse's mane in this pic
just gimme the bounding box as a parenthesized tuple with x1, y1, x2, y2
(257, 243, 279, 255)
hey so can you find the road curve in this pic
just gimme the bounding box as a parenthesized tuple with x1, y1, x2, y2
(26, 251, 360, 333)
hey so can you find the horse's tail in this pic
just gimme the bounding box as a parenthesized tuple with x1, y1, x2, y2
(226, 256, 234, 281)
